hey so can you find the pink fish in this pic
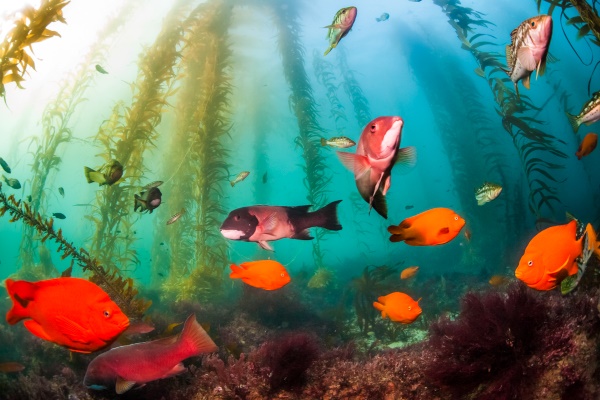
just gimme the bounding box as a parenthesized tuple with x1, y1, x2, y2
(220, 200, 342, 251)
(337, 116, 416, 219)
(84, 314, 217, 394)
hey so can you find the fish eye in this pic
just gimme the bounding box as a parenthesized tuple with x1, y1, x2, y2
(370, 124, 376, 133)
(281, 273, 285, 277)
(103, 310, 111, 318)
(527, 260, 533, 267)
(454, 216, 458, 220)
(531, 21, 535, 27)
(408, 306, 412, 311)
(234, 215, 240, 221)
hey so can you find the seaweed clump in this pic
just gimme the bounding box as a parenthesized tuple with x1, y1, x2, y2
(425, 283, 600, 399)
(0, 183, 151, 319)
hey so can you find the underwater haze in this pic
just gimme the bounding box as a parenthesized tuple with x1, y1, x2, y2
(1, 0, 600, 399)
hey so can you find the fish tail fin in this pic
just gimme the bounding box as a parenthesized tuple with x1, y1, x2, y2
(561, 224, 598, 295)
(566, 112, 580, 133)
(83, 166, 95, 183)
(84, 166, 105, 185)
(229, 264, 245, 279)
(320, 137, 327, 146)
(5, 279, 35, 324)
(309, 200, 342, 231)
(324, 46, 333, 56)
(372, 301, 386, 318)
(388, 223, 409, 242)
(178, 314, 217, 358)
(376, 17, 381, 22)
(230, 180, 235, 187)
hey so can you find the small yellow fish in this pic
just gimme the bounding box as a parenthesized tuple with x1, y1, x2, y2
(166, 208, 185, 225)
(230, 171, 250, 187)
(84, 160, 124, 186)
(320, 136, 356, 148)
(488, 275, 509, 286)
(475, 182, 502, 206)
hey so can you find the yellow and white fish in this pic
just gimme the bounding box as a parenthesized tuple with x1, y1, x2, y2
(324, 7, 357, 56)
(475, 182, 502, 206)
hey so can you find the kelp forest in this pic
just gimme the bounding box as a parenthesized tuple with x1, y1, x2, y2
(1, 0, 600, 399)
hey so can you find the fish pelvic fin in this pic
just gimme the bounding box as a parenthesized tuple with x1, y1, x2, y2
(258, 241, 274, 251)
(522, 74, 531, 90)
(178, 314, 218, 358)
(566, 112, 580, 133)
(116, 377, 136, 394)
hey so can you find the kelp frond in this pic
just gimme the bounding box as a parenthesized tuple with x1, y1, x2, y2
(0, 0, 69, 100)
(0, 183, 150, 318)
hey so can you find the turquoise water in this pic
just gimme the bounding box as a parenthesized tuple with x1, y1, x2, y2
(0, 0, 599, 397)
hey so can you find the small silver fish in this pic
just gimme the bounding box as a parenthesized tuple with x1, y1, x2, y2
(230, 171, 250, 187)
(2, 175, 21, 189)
(566, 90, 600, 133)
(475, 182, 502, 206)
(0, 157, 11, 173)
(321, 136, 356, 148)
(166, 208, 185, 225)
(143, 181, 163, 190)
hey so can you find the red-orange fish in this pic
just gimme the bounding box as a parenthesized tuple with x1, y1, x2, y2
(576, 133, 598, 160)
(229, 260, 291, 290)
(388, 208, 465, 246)
(373, 292, 422, 324)
(0, 362, 25, 373)
(84, 314, 217, 394)
(5, 277, 129, 353)
(515, 220, 599, 291)
(400, 266, 419, 280)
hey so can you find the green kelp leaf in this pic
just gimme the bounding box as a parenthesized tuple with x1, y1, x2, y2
(561, 275, 578, 295)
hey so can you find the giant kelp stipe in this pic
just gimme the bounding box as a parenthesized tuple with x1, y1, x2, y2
(1, 0, 600, 398)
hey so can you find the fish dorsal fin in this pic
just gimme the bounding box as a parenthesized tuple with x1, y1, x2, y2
(505, 45, 513, 68)
(258, 241, 274, 251)
(517, 47, 537, 71)
(54, 316, 91, 344)
(116, 377, 136, 394)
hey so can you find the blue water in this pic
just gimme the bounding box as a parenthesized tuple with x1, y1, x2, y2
(0, 0, 599, 395)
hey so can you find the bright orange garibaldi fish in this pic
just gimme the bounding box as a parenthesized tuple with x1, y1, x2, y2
(5, 277, 129, 353)
(515, 220, 599, 291)
(229, 260, 291, 290)
(388, 207, 465, 246)
(400, 266, 419, 280)
(373, 292, 422, 324)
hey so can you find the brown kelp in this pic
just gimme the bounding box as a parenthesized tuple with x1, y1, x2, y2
(336, 48, 371, 128)
(0, 183, 150, 318)
(270, 1, 332, 269)
(535, 0, 600, 46)
(312, 49, 348, 133)
(0, 0, 69, 101)
(88, 0, 188, 271)
(433, 0, 568, 217)
(158, 0, 233, 303)
(17, 1, 136, 279)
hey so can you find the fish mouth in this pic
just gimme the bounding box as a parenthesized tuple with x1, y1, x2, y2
(220, 229, 245, 240)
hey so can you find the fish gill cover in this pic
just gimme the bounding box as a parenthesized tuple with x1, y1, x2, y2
(0, 0, 599, 399)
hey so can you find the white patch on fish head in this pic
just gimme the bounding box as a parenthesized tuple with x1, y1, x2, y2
(220, 229, 246, 240)
(380, 118, 403, 156)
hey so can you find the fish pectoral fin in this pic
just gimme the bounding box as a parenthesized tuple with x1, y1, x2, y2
(258, 241, 274, 251)
(394, 146, 417, 173)
(517, 47, 537, 71)
(115, 377, 136, 394)
(54, 316, 91, 344)
(336, 152, 371, 179)
(23, 320, 52, 341)
(438, 227, 450, 235)
(260, 212, 278, 233)
(162, 363, 187, 379)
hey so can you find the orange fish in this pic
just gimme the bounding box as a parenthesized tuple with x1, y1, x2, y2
(0, 362, 25, 373)
(576, 133, 598, 159)
(515, 220, 599, 291)
(5, 277, 129, 353)
(229, 260, 291, 290)
(400, 266, 419, 280)
(373, 292, 422, 324)
(387, 207, 465, 246)
(488, 275, 509, 286)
